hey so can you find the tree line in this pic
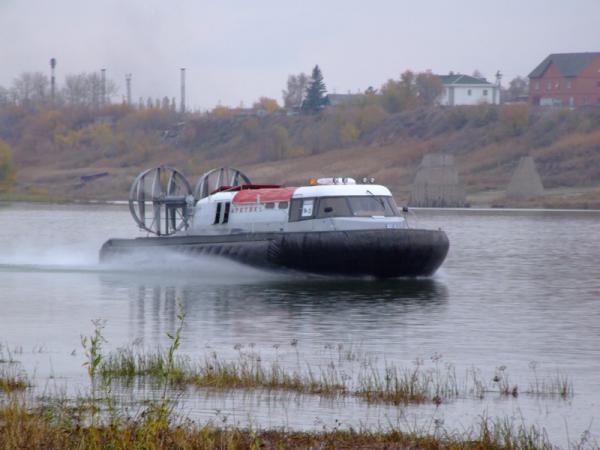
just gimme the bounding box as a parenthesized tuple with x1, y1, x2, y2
(0, 64, 530, 116)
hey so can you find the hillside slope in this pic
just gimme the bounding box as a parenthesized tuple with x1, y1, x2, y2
(2, 103, 599, 208)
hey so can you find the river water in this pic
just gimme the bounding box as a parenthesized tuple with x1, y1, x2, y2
(0, 203, 598, 446)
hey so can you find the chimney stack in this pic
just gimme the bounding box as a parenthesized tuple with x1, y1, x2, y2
(180, 68, 186, 113)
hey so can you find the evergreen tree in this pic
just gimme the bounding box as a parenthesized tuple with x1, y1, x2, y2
(302, 65, 328, 113)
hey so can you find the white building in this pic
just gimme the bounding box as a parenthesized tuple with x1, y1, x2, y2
(437, 74, 500, 106)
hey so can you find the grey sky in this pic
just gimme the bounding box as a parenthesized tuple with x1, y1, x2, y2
(1, 0, 599, 110)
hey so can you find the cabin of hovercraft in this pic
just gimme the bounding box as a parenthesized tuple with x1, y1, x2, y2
(189, 178, 407, 235)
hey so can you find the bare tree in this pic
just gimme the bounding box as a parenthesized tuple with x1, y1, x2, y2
(504, 76, 529, 101)
(10, 72, 49, 105)
(282, 73, 309, 108)
(472, 69, 485, 80)
(61, 72, 118, 107)
(0, 86, 10, 106)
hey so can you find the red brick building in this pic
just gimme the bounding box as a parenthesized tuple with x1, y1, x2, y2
(528, 52, 600, 107)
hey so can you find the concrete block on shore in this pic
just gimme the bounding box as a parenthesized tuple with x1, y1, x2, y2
(506, 156, 544, 199)
(409, 154, 466, 207)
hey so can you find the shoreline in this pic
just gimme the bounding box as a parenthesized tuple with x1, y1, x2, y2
(2, 197, 599, 212)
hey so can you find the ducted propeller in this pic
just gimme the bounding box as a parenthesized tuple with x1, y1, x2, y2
(193, 167, 252, 201)
(128, 166, 192, 236)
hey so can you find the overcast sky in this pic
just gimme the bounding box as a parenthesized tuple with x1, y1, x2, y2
(1, 0, 599, 110)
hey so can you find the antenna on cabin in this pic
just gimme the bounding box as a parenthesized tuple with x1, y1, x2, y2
(49, 58, 56, 103)
(125, 73, 132, 105)
(180, 68, 186, 113)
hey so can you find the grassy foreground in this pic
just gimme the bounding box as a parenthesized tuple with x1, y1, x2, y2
(0, 311, 588, 449)
(0, 397, 562, 450)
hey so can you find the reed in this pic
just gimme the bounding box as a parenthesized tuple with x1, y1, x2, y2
(0, 365, 29, 393)
(526, 363, 574, 398)
(99, 347, 577, 407)
(99, 348, 348, 397)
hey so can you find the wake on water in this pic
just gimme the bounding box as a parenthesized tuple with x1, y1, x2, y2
(0, 243, 290, 282)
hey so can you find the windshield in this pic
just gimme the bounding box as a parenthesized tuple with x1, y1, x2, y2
(290, 196, 400, 221)
(347, 196, 399, 217)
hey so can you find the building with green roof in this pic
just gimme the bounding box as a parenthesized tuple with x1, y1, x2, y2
(437, 73, 500, 106)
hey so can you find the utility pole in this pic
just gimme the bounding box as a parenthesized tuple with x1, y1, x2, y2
(180, 68, 186, 113)
(49, 58, 56, 103)
(125, 73, 132, 105)
(100, 68, 107, 106)
(495, 70, 503, 104)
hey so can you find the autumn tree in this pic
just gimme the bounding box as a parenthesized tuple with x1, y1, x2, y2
(253, 97, 280, 113)
(301, 65, 328, 114)
(282, 73, 309, 108)
(0, 139, 15, 192)
(380, 70, 419, 113)
(415, 71, 444, 105)
(380, 70, 445, 112)
(266, 125, 291, 159)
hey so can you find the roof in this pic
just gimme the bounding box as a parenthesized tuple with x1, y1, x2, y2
(233, 187, 297, 204)
(529, 52, 600, 78)
(293, 184, 392, 198)
(438, 74, 493, 86)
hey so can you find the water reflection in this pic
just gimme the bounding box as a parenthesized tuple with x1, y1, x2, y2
(98, 272, 448, 351)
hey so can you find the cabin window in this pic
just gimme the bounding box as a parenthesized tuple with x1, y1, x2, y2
(213, 202, 222, 224)
(301, 199, 314, 217)
(347, 196, 399, 217)
(467, 89, 472, 96)
(289, 198, 315, 221)
(566, 79, 572, 89)
(535, 81, 540, 90)
(547, 80, 552, 90)
(278, 201, 289, 209)
(483, 89, 488, 96)
(316, 197, 352, 218)
(265, 202, 275, 209)
(290, 196, 400, 221)
(222, 202, 231, 223)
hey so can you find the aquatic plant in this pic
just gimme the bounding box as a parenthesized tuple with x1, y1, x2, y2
(526, 362, 574, 398)
(0, 365, 29, 393)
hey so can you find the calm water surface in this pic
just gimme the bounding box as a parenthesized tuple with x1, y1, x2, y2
(0, 203, 599, 446)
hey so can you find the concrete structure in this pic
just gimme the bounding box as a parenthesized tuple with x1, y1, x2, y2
(528, 52, 600, 107)
(506, 156, 544, 199)
(409, 154, 466, 207)
(438, 74, 500, 106)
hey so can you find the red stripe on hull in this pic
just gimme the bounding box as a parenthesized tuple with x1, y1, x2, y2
(233, 187, 296, 204)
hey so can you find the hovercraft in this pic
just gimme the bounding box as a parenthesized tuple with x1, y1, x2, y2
(99, 166, 449, 278)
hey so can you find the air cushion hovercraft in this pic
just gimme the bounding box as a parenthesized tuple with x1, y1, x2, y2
(99, 166, 449, 278)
